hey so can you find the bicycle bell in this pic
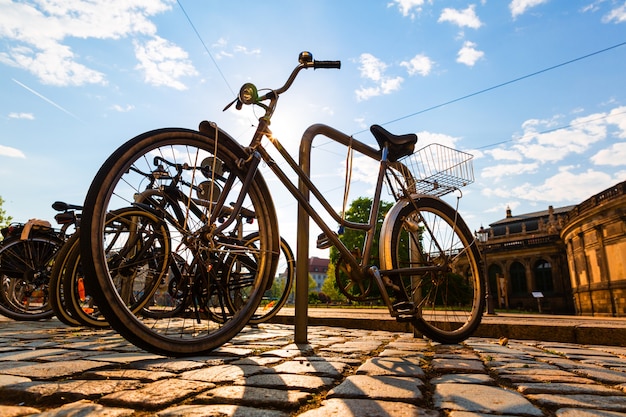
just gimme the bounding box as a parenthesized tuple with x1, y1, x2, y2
(239, 83, 258, 105)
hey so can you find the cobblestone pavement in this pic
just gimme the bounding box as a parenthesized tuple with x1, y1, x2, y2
(1, 317, 626, 416)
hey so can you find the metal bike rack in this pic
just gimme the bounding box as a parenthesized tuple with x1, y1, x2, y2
(295, 124, 380, 343)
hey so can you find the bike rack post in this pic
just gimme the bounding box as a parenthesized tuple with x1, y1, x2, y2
(296, 131, 313, 344)
(296, 124, 381, 343)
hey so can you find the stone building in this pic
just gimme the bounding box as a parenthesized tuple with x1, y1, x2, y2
(560, 181, 626, 317)
(476, 180, 626, 317)
(477, 205, 575, 314)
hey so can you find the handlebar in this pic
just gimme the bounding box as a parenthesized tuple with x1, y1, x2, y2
(224, 51, 340, 114)
(313, 60, 341, 69)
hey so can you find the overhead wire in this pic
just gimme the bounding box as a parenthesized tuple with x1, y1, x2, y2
(351, 40, 626, 137)
(175, 3, 625, 161)
(176, 0, 235, 97)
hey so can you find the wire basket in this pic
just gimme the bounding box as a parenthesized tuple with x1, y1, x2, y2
(393, 143, 474, 197)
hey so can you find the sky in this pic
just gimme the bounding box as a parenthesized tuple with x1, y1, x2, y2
(1, 0, 625, 258)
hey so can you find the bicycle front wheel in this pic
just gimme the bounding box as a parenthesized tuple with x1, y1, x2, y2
(381, 195, 484, 344)
(80, 127, 278, 356)
(49, 234, 82, 326)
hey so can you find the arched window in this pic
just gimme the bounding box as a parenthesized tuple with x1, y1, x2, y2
(510, 262, 527, 295)
(534, 259, 554, 293)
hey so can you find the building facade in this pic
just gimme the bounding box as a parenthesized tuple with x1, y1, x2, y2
(309, 257, 329, 293)
(478, 205, 575, 314)
(560, 181, 626, 317)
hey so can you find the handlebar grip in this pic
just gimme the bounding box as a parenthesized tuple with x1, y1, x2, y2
(314, 60, 341, 69)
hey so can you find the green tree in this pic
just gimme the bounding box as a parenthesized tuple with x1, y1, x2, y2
(0, 195, 12, 235)
(329, 197, 393, 264)
(320, 263, 346, 303)
(328, 197, 393, 300)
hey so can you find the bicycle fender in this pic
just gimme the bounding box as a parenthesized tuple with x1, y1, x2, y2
(198, 120, 248, 159)
(378, 194, 443, 271)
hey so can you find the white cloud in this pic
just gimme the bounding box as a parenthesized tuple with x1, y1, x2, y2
(400, 54, 434, 76)
(481, 162, 539, 180)
(608, 106, 626, 138)
(438, 5, 483, 29)
(415, 131, 460, 149)
(380, 76, 404, 94)
(358, 53, 387, 82)
(233, 45, 261, 55)
(485, 148, 523, 162)
(484, 167, 615, 203)
(3, 42, 106, 86)
(603, 4, 626, 23)
(0, 0, 196, 88)
(513, 110, 614, 163)
(456, 41, 484, 66)
(591, 142, 626, 166)
(355, 53, 403, 101)
(355, 86, 381, 102)
(509, 0, 550, 19)
(111, 104, 135, 112)
(388, 0, 432, 19)
(211, 39, 260, 60)
(8, 112, 34, 120)
(350, 155, 381, 187)
(134, 36, 198, 90)
(0, 144, 26, 158)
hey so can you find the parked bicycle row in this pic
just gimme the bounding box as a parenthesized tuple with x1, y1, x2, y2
(1, 52, 483, 357)
(0, 198, 296, 329)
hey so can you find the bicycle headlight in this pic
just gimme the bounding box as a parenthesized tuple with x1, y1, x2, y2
(239, 83, 258, 105)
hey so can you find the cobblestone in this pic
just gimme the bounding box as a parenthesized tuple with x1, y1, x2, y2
(1, 317, 626, 416)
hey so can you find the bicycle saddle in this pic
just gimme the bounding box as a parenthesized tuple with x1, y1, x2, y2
(370, 124, 417, 162)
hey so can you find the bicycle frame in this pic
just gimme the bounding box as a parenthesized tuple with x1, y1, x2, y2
(202, 54, 470, 340)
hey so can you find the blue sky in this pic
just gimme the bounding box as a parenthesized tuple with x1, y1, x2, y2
(1, 0, 625, 257)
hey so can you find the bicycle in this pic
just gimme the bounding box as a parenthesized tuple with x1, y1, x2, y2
(0, 202, 77, 321)
(129, 155, 296, 325)
(48, 201, 86, 327)
(80, 51, 484, 357)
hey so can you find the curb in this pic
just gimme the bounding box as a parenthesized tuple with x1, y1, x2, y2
(269, 311, 626, 346)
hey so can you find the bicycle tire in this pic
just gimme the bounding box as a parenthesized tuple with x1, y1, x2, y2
(61, 236, 110, 328)
(0, 234, 63, 321)
(381, 195, 484, 344)
(80, 127, 279, 356)
(240, 233, 295, 324)
(49, 234, 82, 326)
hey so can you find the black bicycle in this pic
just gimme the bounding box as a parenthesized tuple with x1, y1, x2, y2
(80, 52, 484, 356)
(0, 202, 77, 321)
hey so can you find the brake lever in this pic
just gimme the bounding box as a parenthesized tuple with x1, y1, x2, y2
(223, 97, 242, 111)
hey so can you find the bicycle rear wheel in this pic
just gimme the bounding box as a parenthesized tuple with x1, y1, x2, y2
(80, 127, 278, 356)
(0, 235, 62, 321)
(382, 195, 484, 344)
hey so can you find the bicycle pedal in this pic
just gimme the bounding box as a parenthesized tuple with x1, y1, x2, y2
(393, 301, 416, 316)
(393, 301, 417, 322)
(316, 232, 332, 249)
(396, 314, 415, 323)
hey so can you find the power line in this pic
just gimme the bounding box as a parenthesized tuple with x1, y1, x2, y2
(176, 0, 235, 96)
(354, 40, 626, 136)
